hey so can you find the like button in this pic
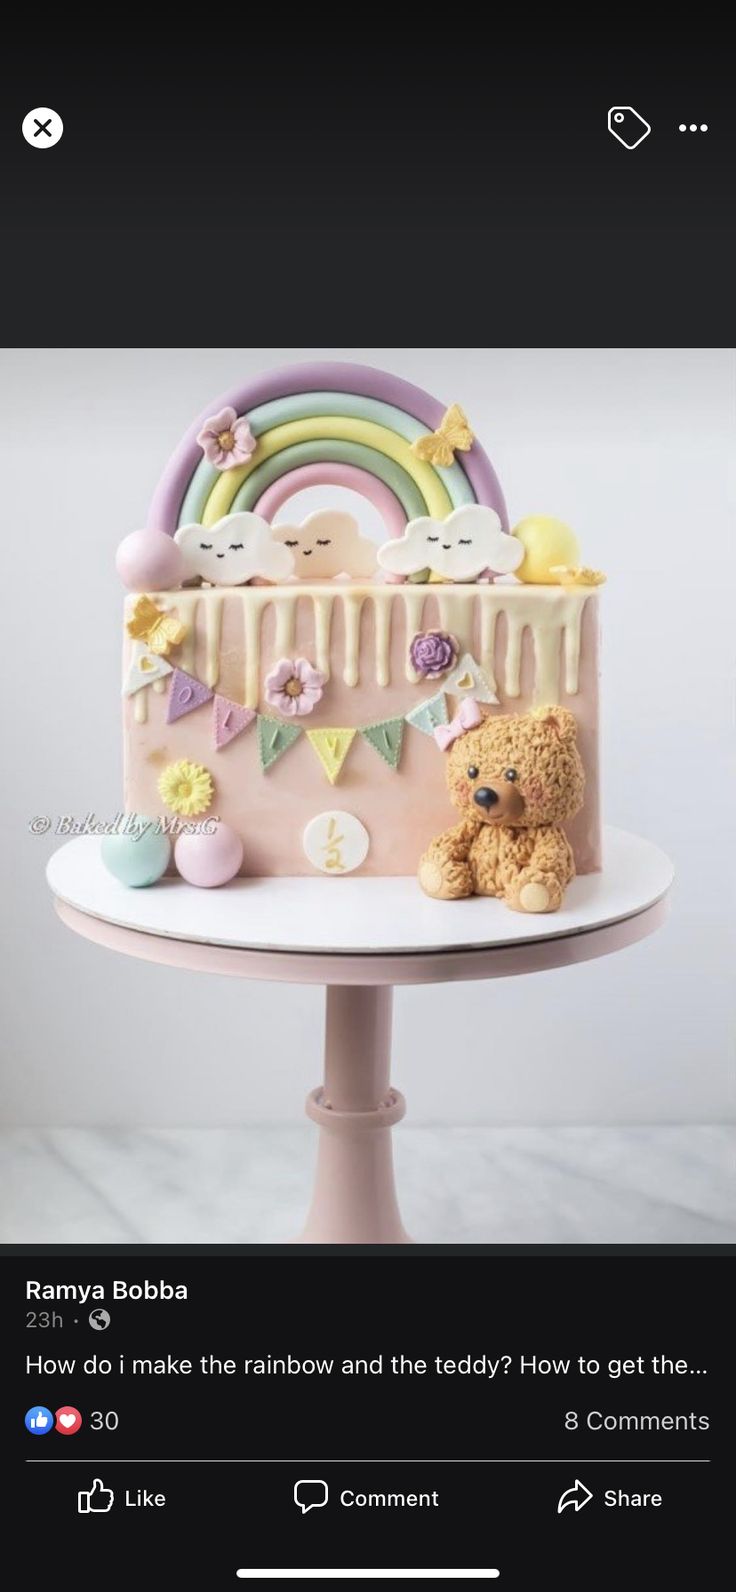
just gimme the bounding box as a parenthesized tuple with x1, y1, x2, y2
(25, 1405, 54, 1435)
(78, 1479, 115, 1514)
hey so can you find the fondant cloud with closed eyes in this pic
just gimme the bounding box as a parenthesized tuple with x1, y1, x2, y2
(377, 505, 523, 583)
(272, 510, 378, 579)
(174, 513, 295, 586)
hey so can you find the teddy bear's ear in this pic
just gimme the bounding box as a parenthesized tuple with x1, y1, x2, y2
(531, 705, 578, 744)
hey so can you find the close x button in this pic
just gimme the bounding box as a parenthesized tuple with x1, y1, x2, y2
(22, 107, 64, 149)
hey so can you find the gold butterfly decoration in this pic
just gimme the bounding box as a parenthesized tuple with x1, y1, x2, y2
(126, 594, 187, 655)
(550, 566, 607, 587)
(411, 404, 474, 468)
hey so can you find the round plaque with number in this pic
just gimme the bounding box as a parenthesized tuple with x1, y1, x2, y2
(302, 811, 370, 875)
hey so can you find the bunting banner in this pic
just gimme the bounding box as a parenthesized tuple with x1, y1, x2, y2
(405, 690, 448, 738)
(166, 668, 214, 723)
(305, 728, 356, 785)
(443, 652, 498, 703)
(150, 653, 495, 784)
(123, 642, 173, 697)
(257, 715, 302, 771)
(213, 695, 256, 750)
(360, 717, 405, 770)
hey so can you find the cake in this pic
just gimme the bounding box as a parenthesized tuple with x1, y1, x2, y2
(115, 361, 602, 894)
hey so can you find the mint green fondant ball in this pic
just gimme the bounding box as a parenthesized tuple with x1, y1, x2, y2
(101, 821, 171, 887)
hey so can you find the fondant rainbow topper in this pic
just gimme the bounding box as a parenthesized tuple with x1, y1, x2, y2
(147, 362, 508, 545)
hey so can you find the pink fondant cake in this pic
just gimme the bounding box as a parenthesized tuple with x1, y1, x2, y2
(117, 361, 603, 894)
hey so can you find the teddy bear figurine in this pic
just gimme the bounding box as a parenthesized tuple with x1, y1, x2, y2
(419, 702, 585, 913)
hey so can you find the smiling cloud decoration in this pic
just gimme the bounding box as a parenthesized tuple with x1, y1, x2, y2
(174, 513, 295, 586)
(272, 510, 378, 580)
(377, 505, 523, 584)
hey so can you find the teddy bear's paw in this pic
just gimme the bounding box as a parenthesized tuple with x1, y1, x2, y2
(507, 872, 563, 914)
(520, 882, 552, 912)
(419, 856, 473, 901)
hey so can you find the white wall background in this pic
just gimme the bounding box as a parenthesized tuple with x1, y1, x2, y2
(2, 347, 734, 1128)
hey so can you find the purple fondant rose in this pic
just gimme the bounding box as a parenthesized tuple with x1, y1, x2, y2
(409, 629, 459, 681)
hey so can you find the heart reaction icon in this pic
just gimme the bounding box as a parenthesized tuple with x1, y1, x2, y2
(55, 1406, 83, 1435)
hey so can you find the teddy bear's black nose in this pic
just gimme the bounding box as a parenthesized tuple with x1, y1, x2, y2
(474, 787, 499, 810)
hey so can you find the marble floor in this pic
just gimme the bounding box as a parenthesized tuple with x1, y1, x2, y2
(1, 1125, 733, 1244)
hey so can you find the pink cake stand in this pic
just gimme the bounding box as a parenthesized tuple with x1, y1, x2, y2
(46, 828, 673, 1244)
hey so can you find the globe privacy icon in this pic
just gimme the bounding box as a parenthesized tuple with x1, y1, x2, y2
(608, 107, 651, 149)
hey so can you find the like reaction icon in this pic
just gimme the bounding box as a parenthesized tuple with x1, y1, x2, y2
(25, 1406, 54, 1435)
(78, 1479, 114, 1514)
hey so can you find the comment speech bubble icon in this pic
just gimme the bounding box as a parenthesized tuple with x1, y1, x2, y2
(293, 1478, 329, 1514)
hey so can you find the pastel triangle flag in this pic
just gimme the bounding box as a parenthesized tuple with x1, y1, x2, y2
(166, 668, 214, 723)
(405, 690, 449, 737)
(257, 715, 302, 771)
(213, 695, 256, 750)
(360, 717, 404, 770)
(444, 652, 499, 704)
(123, 642, 173, 696)
(306, 728, 356, 785)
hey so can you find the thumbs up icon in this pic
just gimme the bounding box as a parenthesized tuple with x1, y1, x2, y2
(25, 1406, 54, 1435)
(78, 1479, 114, 1514)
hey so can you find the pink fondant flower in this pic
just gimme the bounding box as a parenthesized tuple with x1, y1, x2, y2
(264, 657, 326, 717)
(196, 406, 256, 471)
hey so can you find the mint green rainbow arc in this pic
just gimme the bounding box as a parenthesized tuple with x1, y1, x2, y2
(177, 391, 477, 528)
(230, 441, 426, 519)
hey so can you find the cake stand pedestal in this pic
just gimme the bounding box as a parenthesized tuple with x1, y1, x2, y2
(46, 827, 673, 1244)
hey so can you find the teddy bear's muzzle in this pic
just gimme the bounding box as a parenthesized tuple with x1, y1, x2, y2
(473, 783, 526, 822)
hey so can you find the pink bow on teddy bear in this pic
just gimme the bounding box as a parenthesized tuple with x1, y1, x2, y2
(434, 698, 483, 751)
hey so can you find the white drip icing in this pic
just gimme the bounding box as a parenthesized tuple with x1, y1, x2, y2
(564, 600, 584, 694)
(138, 584, 591, 714)
(499, 589, 588, 703)
(176, 593, 199, 675)
(241, 589, 268, 709)
(342, 595, 364, 687)
(312, 594, 334, 680)
(504, 614, 525, 698)
(402, 588, 428, 683)
(479, 602, 499, 695)
(274, 592, 298, 658)
(203, 593, 224, 688)
(373, 594, 392, 688)
(437, 589, 476, 660)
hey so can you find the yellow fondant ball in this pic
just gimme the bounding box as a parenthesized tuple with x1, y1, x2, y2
(512, 516, 580, 585)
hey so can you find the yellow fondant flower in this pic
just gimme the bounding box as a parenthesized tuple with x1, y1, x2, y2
(127, 594, 187, 656)
(549, 566, 607, 587)
(158, 760, 213, 816)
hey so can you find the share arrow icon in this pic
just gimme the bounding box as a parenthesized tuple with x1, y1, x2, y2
(557, 1478, 594, 1514)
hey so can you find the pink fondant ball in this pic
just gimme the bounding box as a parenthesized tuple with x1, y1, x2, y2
(116, 529, 184, 592)
(174, 823, 244, 888)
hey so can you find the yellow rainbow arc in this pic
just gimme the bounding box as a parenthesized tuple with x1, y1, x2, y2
(202, 416, 453, 525)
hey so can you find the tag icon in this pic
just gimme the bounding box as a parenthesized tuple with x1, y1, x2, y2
(608, 106, 651, 149)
